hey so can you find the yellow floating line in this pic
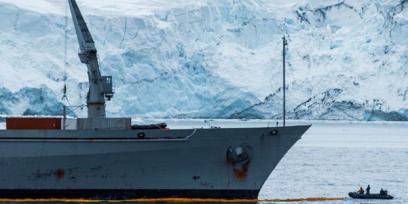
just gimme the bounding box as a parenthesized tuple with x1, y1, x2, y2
(261, 197, 345, 202)
(0, 197, 346, 203)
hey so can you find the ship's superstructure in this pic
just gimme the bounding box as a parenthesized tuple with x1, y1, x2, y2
(0, 0, 310, 200)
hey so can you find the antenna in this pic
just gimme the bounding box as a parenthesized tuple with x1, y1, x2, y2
(282, 36, 288, 127)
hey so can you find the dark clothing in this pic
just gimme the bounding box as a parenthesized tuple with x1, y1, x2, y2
(380, 189, 387, 195)
(366, 185, 371, 195)
(358, 187, 364, 194)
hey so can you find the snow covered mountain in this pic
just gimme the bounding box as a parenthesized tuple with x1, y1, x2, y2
(0, 0, 407, 120)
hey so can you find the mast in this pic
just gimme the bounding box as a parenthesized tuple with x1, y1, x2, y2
(68, 0, 113, 118)
(282, 36, 287, 127)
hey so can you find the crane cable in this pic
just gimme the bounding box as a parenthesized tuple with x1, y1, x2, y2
(62, 0, 70, 106)
(61, 1, 87, 118)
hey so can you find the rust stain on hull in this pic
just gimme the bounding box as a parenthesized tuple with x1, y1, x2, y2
(54, 169, 65, 180)
(233, 163, 249, 179)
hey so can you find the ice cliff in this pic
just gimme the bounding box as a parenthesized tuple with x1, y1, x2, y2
(0, 0, 407, 120)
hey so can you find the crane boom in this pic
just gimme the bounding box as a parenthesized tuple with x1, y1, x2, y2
(68, 0, 113, 118)
(68, 0, 96, 53)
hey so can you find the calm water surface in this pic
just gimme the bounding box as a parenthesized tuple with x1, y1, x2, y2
(260, 121, 408, 204)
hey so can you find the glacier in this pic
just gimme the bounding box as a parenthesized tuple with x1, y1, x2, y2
(0, 0, 407, 120)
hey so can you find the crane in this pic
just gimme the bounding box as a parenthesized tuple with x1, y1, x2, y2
(68, 0, 113, 118)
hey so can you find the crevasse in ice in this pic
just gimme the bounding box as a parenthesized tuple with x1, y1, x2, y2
(0, 0, 407, 120)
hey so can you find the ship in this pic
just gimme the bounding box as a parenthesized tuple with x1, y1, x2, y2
(0, 0, 310, 200)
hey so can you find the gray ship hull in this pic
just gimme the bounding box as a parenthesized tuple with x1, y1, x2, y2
(0, 125, 309, 199)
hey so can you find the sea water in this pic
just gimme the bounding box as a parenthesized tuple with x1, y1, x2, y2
(259, 121, 408, 204)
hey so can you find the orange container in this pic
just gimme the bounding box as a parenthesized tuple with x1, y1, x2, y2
(6, 117, 62, 130)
